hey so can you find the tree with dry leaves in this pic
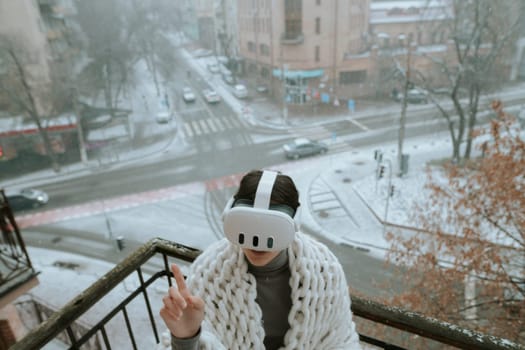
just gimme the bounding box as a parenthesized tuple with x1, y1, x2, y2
(386, 101, 525, 343)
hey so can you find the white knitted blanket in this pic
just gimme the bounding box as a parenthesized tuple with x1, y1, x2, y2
(186, 232, 362, 350)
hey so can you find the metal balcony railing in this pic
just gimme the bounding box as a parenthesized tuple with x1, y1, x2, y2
(0, 190, 39, 306)
(10, 238, 525, 350)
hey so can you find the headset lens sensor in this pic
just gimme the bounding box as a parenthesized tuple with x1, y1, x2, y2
(267, 237, 274, 249)
(252, 236, 259, 247)
(238, 233, 245, 244)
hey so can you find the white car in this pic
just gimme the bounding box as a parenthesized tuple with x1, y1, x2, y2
(202, 89, 221, 104)
(182, 87, 196, 103)
(155, 111, 172, 124)
(232, 84, 248, 99)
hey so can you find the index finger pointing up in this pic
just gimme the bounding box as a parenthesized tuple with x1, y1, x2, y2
(171, 263, 190, 297)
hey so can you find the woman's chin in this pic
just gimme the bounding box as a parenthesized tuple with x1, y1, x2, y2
(243, 249, 279, 266)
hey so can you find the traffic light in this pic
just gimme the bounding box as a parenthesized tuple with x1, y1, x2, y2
(116, 236, 125, 251)
(378, 165, 385, 179)
(0, 146, 3, 158)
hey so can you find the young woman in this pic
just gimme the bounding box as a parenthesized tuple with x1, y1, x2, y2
(160, 170, 362, 350)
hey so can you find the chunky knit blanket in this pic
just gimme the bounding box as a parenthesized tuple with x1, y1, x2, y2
(186, 232, 362, 350)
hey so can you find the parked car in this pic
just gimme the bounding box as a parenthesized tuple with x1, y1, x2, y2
(155, 111, 172, 124)
(406, 89, 429, 104)
(283, 138, 328, 159)
(207, 63, 220, 74)
(202, 88, 221, 104)
(192, 48, 213, 58)
(232, 84, 248, 99)
(182, 87, 196, 103)
(5, 188, 49, 212)
(256, 85, 269, 94)
(393, 88, 428, 104)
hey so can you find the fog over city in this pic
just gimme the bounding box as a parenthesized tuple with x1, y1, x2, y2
(0, 0, 524, 349)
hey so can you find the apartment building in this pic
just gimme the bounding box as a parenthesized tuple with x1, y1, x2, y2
(237, 0, 456, 104)
(0, 0, 78, 115)
(0, 0, 52, 113)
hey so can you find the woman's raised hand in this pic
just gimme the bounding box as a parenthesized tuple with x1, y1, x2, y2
(160, 263, 205, 338)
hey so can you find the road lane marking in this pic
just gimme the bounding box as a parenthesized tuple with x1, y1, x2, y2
(348, 117, 369, 131)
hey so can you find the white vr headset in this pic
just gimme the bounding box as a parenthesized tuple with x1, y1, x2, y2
(222, 170, 299, 252)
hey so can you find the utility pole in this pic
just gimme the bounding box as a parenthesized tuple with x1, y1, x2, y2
(280, 43, 288, 124)
(382, 158, 393, 235)
(72, 87, 88, 165)
(397, 43, 411, 177)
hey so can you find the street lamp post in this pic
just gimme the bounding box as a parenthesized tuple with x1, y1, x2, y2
(382, 158, 393, 235)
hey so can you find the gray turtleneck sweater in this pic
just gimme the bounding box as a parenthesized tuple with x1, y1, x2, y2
(171, 250, 292, 350)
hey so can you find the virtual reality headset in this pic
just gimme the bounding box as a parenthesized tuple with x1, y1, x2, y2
(222, 170, 299, 252)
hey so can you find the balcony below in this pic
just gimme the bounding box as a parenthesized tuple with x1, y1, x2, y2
(280, 32, 304, 45)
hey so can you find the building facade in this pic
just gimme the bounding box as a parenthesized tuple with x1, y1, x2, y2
(237, 0, 456, 105)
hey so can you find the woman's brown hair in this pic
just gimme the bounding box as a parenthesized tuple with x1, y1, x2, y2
(233, 170, 300, 211)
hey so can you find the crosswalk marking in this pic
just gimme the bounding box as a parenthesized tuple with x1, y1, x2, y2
(184, 123, 193, 138)
(213, 118, 224, 132)
(199, 119, 209, 134)
(181, 117, 246, 138)
(207, 118, 218, 132)
(193, 121, 202, 136)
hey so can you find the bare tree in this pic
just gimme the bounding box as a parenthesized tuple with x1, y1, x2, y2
(75, 0, 135, 113)
(125, 0, 178, 96)
(0, 36, 60, 172)
(417, 0, 524, 164)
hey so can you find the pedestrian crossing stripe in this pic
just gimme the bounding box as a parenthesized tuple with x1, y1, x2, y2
(181, 117, 242, 138)
(211, 118, 225, 132)
(184, 123, 192, 137)
(193, 121, 202, 136)
(199, 119, 209, 134)
(207, 119, 218, 132)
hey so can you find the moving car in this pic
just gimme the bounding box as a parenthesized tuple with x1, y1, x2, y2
(155, 111, 172, 124)
(182, 87, 196, 103)
(202, 88, 221, 104)
(5, 188, 49, 212)
(283, 138, 328, 159)
(232, 84, 248, 99)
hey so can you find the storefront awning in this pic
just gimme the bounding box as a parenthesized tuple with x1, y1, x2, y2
(272, 68, 324, 79)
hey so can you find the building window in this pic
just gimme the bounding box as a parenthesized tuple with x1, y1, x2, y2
(260, 44, 270, 56)
(315, 17, 321, 34)
(284, 0, 302, 39)
(339, 70, 367, 85)
(315, 46, 320, 62)
(248, 41, 256, 52)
